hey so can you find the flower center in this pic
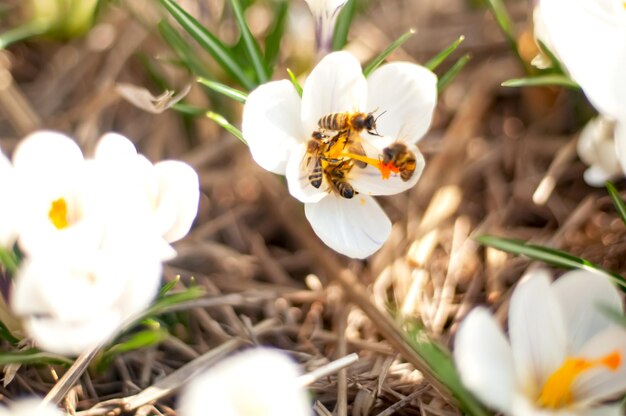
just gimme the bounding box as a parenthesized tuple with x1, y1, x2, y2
(48, 197, 69, 230)
(537, 350, 621, 409)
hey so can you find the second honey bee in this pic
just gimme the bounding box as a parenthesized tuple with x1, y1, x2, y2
(304, 131, 328, 189)
(326, 160, 355, 199)
(318, 110, 384, 138)
(382, 143, 417, 182)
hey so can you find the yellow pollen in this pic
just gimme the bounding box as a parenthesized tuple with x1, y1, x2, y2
(341, 152, 400, 180)
(537, 351, 621, 409)
(48, 198, 69, 230)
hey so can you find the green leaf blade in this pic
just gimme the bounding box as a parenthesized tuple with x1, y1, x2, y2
(476, 235, 626, 289)
(332, 0, 356, 51)
(159, 0, 255, 90)
(263, 0, 289, 75)
(197, 77, 248, 103)
(437, 53, 471, 92)
(363, 28, 415, 77)
(231, 0, 269, 84)
(425, 35, 465, 71)
(606, 181, 626, 226)
(502, 75, 579, 89)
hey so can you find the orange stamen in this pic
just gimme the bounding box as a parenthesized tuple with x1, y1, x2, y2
(48, 198, 69, 230)
(537, 350, 621, 409)
(341, 152, 400, 180)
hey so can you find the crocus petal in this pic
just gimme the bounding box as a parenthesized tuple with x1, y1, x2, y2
(304, 194, 390, 258)
(285, 142, 328, 203)
(585, 405, 624, 416)
(301, 51, 368, 134)
(539, 0, 626, 119)
(577, 116, 621, 186)
(509, 270, 567, 396)
(12, 130, 84, 173)
(511, 394, 577, 416)
(349, 143, 425, 196)
(454, 307, 516, 414)
(304, 0, 346, 17)
(551, 270, 622, 352)
(152, 161, 200, 243)
(24, 313, 122, 355)
(366, 62, 437, 144)
(571, 327, 626, 404)
(614, 121, 626, 175)
(0, 399, 64, 416)
(242, 80, 304, 175)
(179, 348, 310, 416)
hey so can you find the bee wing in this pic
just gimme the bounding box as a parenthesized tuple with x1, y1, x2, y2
(288, 143, 328, 203)
(347, 141, 367, 168)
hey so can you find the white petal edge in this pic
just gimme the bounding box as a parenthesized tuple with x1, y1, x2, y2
(153, 160, 200, 243)
(304, 194, 390, 259)
(349, 142, 425, 196)
(539, 0, 626, 119)
(551, 270, 623, 352)
(453, 307, 516, 414)
(178, 348, 310, 416)
(12, 130, 84, 172)
(614, 120, 626, 176)
(572, 327, 626, 405)
(0, 399, 64, 416)
(242, 80, 304, 175)
(301, 51, 368, 134)
(285, 142, 329, 203)
(508, 269, 567, 397)
(366, 62, 437, 145)
(94, 132, 138, 161)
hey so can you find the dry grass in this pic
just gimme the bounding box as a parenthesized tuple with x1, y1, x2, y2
(0, 0, 624, 414)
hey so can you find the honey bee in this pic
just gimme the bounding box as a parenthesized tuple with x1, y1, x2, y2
(381, 142, 417, 181)
(303, 131, 328, 188)
(326, 160, 355, 199)
(318, 110, 384, 138)
(323, 129, 368, 168)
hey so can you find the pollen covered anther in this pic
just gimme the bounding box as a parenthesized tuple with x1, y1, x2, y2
(341, 151, 400, 180)
(538, 350, 622, 409)
(48, 197, 69, 230)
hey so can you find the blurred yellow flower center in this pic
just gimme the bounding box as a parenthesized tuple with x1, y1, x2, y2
(48, 198, 69, 229)
(537, 350, 621, 409)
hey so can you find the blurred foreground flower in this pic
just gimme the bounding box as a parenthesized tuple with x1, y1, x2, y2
(577, 116, 622, 186)
(454, 269, 626, 415)
(5, 131, 199, 355)
(0, 398, 63, 416)
(242, 51, 436, 258)
(535, 0, 626, 181)
(0, 150, 17, 248)
(178, 348, 310, 416)
(304, 0, 347, 55)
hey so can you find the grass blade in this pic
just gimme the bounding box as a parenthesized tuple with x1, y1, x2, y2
(264, 0, 289, 74)
(0, 247, 18, 274)
(287, 68, 303, 97)
(158, 21, 210, 78)
(0, 320, 19, 345)
(230, 0, 269, 84)
(97, 328, 169, 371)
(0, 349, 73, 366)
(172, 103, 207, 116)
(363, 28, 415, 77)
(197, 77, 248, 103)
(482, 0, 525, 70)
(606, 181, 626, 226)
(206, 111, 247, 145)
(159, 0, 255, 90)
(476, 235, 626, 289)
(332, 0, 356, 51)
(437, 53, 470, 92)
(404, 321, 490, 416)
(502, 74, 579, 89)
(425, 35, 465, 71)
(0, 20, 50, 49)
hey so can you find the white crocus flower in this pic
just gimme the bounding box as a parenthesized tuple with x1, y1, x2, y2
(93, 133, 200, 260)
(577, 116, 622, 186)
(0, 398, 64, 416)
(242, 51, 436, 258)
(535, 0, 626, 175)
(11, 230, 162, 355)
(0, 149, 18, 248)
(304, 0, 347, 55)
(454, 269, 626, 415)
(179, 348, 310, 416)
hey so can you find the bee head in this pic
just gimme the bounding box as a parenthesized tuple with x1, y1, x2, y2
(365, 110, 386, 136)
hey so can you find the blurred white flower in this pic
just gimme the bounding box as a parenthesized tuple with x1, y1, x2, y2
(179, 348, 310, 416)
(0, 149, 18, 248)
(535, 0, 626, 175)
(11, 227, 162, 355)
(93, 133, 200, 260)
(454, 269, 626, 415)
(242, 51, 436, 258)
(577, 116, 622, 186)
(304, 0, 346, 54)
(0, 397, 64, 416)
